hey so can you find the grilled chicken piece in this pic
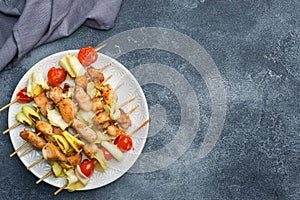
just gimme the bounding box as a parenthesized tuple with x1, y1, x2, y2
(92, 97, 104, 113)
(42, 141, 67, 162)
(101, 84, 115, 102)
(107, 124, 124, 137)
(72, 119, 97, 143)
(49, 86, 63, 104)
(99, 121, 110, 130)
(66, 151, 82, 166)
(74, 86, 93, 111)
(20, 130, 46, 149)
(35, 121, 53, 136)
(117, 108, 132, 130)
(87, 66, 104, 83)
(53, 126, 63, 136)
(94, 112, 110, 125)
(33, 92, 53, 117)
(82, 143, 99, 159)
(75, 75, 88, 90)
(58, 98, 75, 123)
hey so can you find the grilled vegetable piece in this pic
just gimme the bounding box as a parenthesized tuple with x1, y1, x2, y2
(15, 112, 34, 127)
(59, 54, 85, 78)
(82, 143, 110, 172)
(62, 130, 85, 152)
(20, 130, 46, 149)
(101, 141, 124, 162)
(53, 135, 70, 154)
(22, 105, 41, 123)
(51, 161, 66, 177)
(27, 72, 49, 97)
(47, 109, 69, 130)
(65, 168, 85, 192)
(47, 67, 67, 87)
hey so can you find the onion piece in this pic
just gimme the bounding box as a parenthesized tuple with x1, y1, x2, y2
(47, 109, 69, 130)
(100, 141, 124, 162)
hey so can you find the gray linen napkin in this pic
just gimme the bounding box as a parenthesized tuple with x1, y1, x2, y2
(0, 0, 122, 71)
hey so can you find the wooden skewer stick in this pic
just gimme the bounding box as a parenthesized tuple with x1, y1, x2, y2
(36, 171, 52, 184)
(0, 99, 18, 112)
(19, 146, 34, 157)
(10, 133, 41, 157)
(96, 74, 113, 90)
(21, 133, 79, 159)
(102, 75, 113, 84)
(113, 84, 123, 93)
(114, 106, 139, 127)
(119, 96, 137, 108)
(3, 122, 21, 134)
(52, 119, 149, 195)
(27, 157, 44, 170)
(94, 43, 107, 52)
(10, 142, 29, 157)
(54, 182, 68, 195)
(128, 118, 151, 137)
(126, 105, 139, 116)
(99, 63, 111, 72)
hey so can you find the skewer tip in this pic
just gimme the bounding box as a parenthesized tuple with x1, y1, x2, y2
(54, 182, 68, 195)
(94, 43, 107, 52)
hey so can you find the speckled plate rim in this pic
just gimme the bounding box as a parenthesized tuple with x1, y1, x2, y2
(8, 50, 149, 190)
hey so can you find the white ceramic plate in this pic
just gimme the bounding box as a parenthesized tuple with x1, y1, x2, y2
(8, 50, 149, 190)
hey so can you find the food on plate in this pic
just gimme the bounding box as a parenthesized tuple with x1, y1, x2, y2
(16, 88, 33, 103)
(8, 48, 149, 194)
(0, 88, 33, 113)
(20, 130, 46, 150)
(27, 72, 50, 97)
(59, 54, 85, 78)
(33, 92, 54, 117)
(78, 46, 99, 67)
(47, 67, 67, 87)
(78, 44, 106, 67)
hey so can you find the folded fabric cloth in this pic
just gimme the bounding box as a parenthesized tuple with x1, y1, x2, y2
(0, 0, 122, 71)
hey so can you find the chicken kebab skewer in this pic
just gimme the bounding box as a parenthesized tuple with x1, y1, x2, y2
(35, 105, 140, 184)
(25, 102, 138, 172)
(53, 117, 151, 195)
(0, 44, 107, 112)
(3, 59, 111, 134)
(15, 65, 138, 169)
(7, 44, 151, 194)
(12, 91, 137, 158)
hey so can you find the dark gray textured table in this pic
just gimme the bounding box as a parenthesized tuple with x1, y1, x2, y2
(1, 0, 300, 199)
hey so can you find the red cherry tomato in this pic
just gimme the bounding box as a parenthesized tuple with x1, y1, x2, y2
(78, 46, 98, 66)
(101, 147, 113, 160)
(16, 88, 32, 103)
(47, 67, 67, 86)
(80, 159, 94, 177)
(114, 134, 133, 152)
